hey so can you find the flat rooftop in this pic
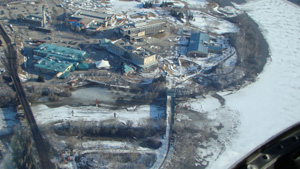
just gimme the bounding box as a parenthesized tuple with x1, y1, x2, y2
(34, 56, 73, 73)
(132, 47, 155, 58)
(188, 33, 210, 53)
(120, 19, 165, 30)
(25, 15, 43, 21)
(72, 10, 114, 20)
(34, 43, 88, 61)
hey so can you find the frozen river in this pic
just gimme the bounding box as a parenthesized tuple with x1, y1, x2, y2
(208, 0, 300, 168)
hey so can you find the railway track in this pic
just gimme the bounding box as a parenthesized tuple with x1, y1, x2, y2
(0, 23, 56, 169)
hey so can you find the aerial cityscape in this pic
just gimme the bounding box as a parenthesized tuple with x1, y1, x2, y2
(0, 0, 299, 168)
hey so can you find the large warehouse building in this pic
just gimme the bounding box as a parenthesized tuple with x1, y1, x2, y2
(33, 44, 89, 78)
(187, 32, 223, 57)
(70, 10, 116, 34)
(119, 19, 166, 41)
(99, 39, 157, 69)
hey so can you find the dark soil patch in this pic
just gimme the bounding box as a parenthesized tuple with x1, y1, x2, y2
(228, 13, 269, 79)
(208, 13, 270, 90)
(140, 138, 162, 149)
(53, 121, 166, 140)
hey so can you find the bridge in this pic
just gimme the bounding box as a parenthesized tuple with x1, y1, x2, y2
(0, 22, 55, 169)
(152, 89, 176, 169)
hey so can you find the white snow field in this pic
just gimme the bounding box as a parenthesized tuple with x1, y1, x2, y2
(0, 108, 19, 136)
(190, 10, 239, 34)
(208, 0, 300, 168)
(31, 104, 165, 126)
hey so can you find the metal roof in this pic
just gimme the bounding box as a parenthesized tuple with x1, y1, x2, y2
(99, 38, 111, 45)
(188, 33, 210, 54)
(34, 56, 74, 73)
(71, 10, 114, 26)
(72, 10, 114, 20)
(34, 43, 88, 61)
(121, 19, 165, 30)
(131, 47, 154, 58)
(34, 44, 89, 78)
(76, 62, 89, 70)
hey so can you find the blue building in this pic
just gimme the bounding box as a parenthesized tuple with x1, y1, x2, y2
(187, 33, 222, 57)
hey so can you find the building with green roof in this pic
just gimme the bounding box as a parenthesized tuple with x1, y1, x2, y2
(34, 56, 75, 79)
(123, 64, 134, 75)
(76, 62, 89, 70)
(33, 44, 89, 78)
(34, 43, 89, 61)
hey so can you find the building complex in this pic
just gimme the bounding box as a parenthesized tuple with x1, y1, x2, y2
(33, 43, 89, 78)
(99, 39, 158, 69)
(118, 19, 166, 41)
(70, 10, 116, 34)
(17, 5, 48, 27)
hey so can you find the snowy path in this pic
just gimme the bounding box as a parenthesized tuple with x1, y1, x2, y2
(81, 149, 156, 155)
(152, 94, 174, 169)
(209, 0, 300, 168)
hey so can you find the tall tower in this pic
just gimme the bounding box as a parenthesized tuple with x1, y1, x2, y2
(42, 5, 46, 27)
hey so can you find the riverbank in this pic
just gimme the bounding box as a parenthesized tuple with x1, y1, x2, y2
(214, 0, 247, 7)
(209, 0, 300, 168)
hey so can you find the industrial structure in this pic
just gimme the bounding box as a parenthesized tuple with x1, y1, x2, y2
(99, 39, 158, 69)
(33, 43, 89, 78)
(70, 10, 116, 34)
(42, 5, 46, 27)
(19, 5, 48, 27)
(118, 19, 166, 41)
(130, 47, 157, 68)
(187, 32, 223, 57)
(22, 15, 44, 27)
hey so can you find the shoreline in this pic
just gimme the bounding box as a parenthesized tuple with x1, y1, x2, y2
(214, 0, 247, 8)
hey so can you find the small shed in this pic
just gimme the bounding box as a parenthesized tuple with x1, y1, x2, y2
(76, 62, 89, 70)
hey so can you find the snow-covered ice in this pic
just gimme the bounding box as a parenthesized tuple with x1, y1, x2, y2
(186, 0, 208, 7)
(108, 0, 142, 12)
(182, 96, 221, 113)
(208, 0, 300, 168)
(0, 108, 19, 136)
(190, 10, 239, 34)
(31, 104, 165, 126)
